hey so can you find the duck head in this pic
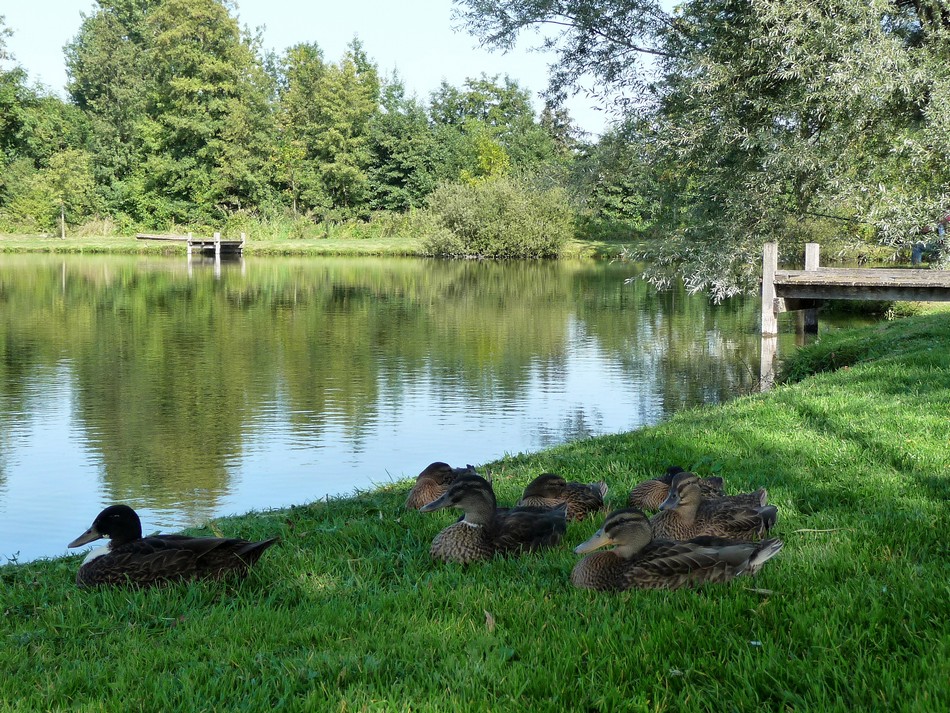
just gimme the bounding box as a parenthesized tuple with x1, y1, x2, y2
(658, 472, 703, 511)
(574, 508, 653, 559)
(68, 504, 143, 549)
(521, 473, 567, 499)
(418, 475, 497, 526)
(405, 462, 470, 509)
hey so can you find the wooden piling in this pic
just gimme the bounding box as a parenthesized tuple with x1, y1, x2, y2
(761, 242, 779, 336)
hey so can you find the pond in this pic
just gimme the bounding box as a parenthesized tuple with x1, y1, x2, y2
(0, 253, 839, 563)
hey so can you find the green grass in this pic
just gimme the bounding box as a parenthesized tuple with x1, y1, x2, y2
(0, 232, 630, 259)
(2, 316, 948, 711)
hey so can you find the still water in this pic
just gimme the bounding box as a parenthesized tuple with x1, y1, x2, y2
(1, 253, 814, 562)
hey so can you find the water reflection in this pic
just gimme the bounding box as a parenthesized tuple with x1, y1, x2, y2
(2, 254, 769, 562)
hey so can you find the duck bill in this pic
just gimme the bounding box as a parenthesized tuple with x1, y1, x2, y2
(418, 492, 451, 513)
(658, 491, 679, 511)
(574, 529, 612, 554)
(68, 526, 102, 548)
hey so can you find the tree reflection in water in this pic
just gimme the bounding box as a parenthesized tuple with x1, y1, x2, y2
(1, 254, 793, 561)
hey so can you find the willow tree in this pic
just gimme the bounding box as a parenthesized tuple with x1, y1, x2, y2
(456, 0, 950, 297)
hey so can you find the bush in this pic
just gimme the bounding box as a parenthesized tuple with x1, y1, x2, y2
(420, 177, 574, 259)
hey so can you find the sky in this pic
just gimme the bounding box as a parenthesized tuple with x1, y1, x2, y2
(1, 0, 611, 136)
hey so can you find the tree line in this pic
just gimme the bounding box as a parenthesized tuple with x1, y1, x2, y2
(4, 1, 949, 293)
(0, 0, 608, 245)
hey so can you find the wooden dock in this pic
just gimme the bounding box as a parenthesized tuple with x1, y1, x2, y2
(136, 232, 245, 258)
(761, 242, 950, 335)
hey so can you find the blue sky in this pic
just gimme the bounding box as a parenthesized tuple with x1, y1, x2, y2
(2, 0, 610, 135)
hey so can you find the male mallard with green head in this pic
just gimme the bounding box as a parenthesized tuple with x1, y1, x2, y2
(419, 475, 567, 563)
(571, 508, 784, 591)
(68, 505, 277, 588)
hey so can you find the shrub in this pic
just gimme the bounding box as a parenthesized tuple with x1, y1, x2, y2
(420, 177, 574, 259)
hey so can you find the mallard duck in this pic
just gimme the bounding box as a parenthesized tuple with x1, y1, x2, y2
(405, 461, 478, 509)
(627, 466, 725, 511)
(571, 508, 784, 591)
(418, 474, 567, 563)
(67, 505, 277, 588)
(517, 473, 608, 521)
(651, 472, 777, 540)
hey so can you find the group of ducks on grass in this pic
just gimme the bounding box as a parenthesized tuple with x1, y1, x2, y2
(67, 461, 783, 591)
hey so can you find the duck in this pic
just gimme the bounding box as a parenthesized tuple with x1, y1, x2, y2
(405, 461, 478, 509)
(627, 465, 725, 511)
(517, 473, 608, 521)
(67, 504, 278, 588)
(418, 474, 567, 563)
(650, 472, 777, 541)
(571, 508, 784, 591)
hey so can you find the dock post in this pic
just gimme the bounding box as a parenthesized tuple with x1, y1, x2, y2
(761, 242, 779, 335)
(802, 243, 819, 333)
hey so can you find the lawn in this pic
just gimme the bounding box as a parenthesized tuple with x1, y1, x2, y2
(0, 232, 626, 259)
(1, 313, 947, 712)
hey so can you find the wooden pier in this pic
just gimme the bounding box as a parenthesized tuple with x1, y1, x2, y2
(761, 242, 950, 335)
(758, 241, 950, 389)
(136, 232, 246, 258)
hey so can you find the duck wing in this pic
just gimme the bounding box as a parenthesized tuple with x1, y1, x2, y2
(622, 539, 746, 589)
(627, 479, 670, 511)
(77, 539, 199, 588)
(563, 482, 608, 520)
(494, 505, 567, 554)
(157, 535, 278, 578)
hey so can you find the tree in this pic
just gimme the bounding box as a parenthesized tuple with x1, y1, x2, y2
(456, 0, 950, 296)
(276, 39, 380, 217)
(366, 75, 442, 211)
(429, 74, 558, 168)
(453, 1, 672, 110)
(136, 0, 275, 224)
(46, 149, 99, 236)
(65, 1, 158, 216)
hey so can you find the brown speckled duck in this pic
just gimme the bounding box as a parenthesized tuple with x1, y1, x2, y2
(419, 475, 567, 563)
(68, 505, 277, 588)
(651, 472, 777, 541)
(517, 473, 608, 521)
(627, 466, 725, 511)
(571, 508, 784, 591)
(405, 462, 478, 509)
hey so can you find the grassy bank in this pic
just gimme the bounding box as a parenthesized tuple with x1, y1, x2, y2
(0, 232, 629, 259)
(2, 314, 948, 711)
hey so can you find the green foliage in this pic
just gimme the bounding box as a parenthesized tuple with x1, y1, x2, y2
(5, 4, 591, 248)
(422, 177, 574, 258)
(366, 77, 443, 211)
(457, 0, 950, 295)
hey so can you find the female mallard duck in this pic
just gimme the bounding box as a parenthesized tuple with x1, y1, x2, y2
(419, 474, 567, 563)
(67, 505, 277, 588)
(571, 508, 784, 591)
(627, 466, 725, 511)
(405, 462, 478, 509)
(651, 472, 777, 541)
(517, 473, 608, 521)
